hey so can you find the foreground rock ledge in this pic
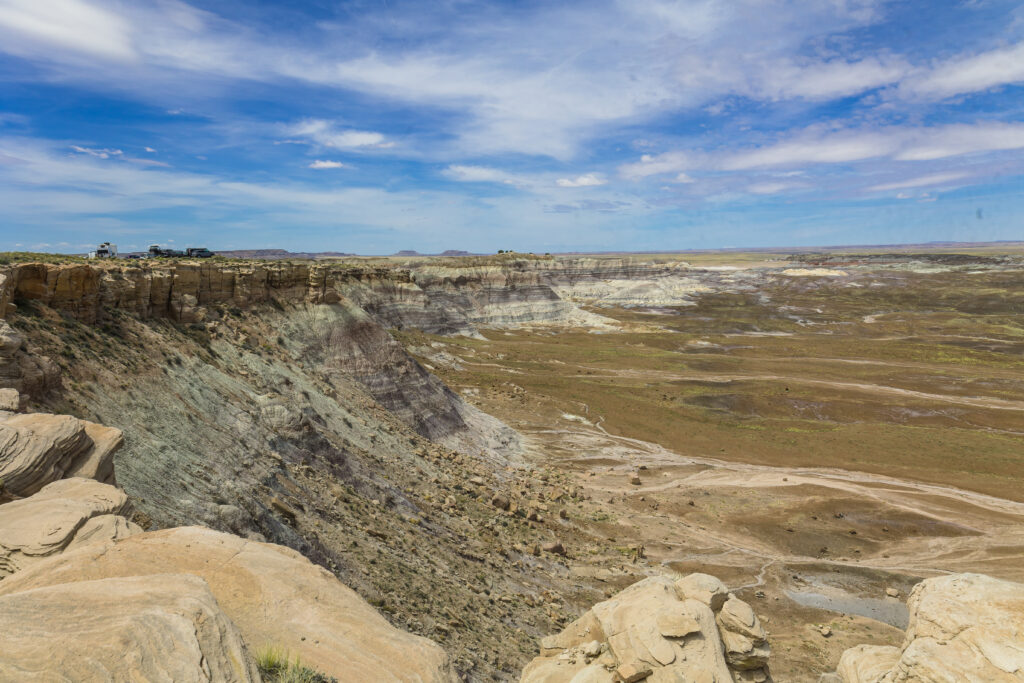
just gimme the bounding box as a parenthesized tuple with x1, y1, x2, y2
(0, 573, 259, 682)
(521, 572, 771, 683)
(0, 525, 457, 682)
(0, 411, 122, 500)
(832, 572, 1024, 682)
(0, 477, 139, 578)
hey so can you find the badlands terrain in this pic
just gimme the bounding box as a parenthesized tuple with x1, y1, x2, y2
(0, 248, 1022, 681)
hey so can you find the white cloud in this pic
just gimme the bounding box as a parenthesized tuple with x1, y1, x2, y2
(289, 120, 393, 150)
(308, 160, 348, 169)
(0, 0, 900, 160)
(556, 173, 606, 187)
(0, 0, 135, 61)
(899, 42, 1024, 100)
(619, 152, 691, 180)
(759, 57, 908, 100)
(746, 181, 804, 195)
(894, 122, 1024, 161)
(625, 122, 1024, 179)
(144, 146, 157, 153)
(0, 135, 651, 253)
(70, 145, 123, 159)
(124, 157, 169, 167)
(867, 172, 971, 192)
(721, 132, 896, 170)
(443, 165, 530, 187)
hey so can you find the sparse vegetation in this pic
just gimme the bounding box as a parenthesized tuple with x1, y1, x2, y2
(255, 646, 338, 683)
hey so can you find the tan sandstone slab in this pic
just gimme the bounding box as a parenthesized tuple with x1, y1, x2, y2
(0, 573, 258, 682)
(521, 575, 751, 683)
(834, 573, 1024, 682)
(0, 525, 457, 682)
(0, 477, 134, 578)
(0, 412, 122, 500)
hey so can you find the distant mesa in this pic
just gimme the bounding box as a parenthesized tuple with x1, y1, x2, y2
(394, 250, 475, 257)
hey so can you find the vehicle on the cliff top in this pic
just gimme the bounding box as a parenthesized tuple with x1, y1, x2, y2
(148, 244, 215, 258)
(87, 242, 117, 259)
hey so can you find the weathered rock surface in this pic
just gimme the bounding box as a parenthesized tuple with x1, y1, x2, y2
(0, 477, 135, 577)
(833, 573, 1024, 682)
(836, 645, 901, 682)
(0, 412, 122, 500)
(0, 525, 458, 682)
(520, 573, 770, 683)
(0, 573, 259, 682)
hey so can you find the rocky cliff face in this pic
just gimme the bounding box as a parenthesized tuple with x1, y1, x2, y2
(0, 258, 650, 680)
(0, 408, 456, 682)
(0, 256, 709, 331)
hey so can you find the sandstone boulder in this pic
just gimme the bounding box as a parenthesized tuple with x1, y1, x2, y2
(0, 573, 258, 682)
(717, 595, 770, 670)
(833, 573, 1024, 682)
(0, 412, 122, 500)
(0, 525, 457, 682)
(0, 477, 136, 578)
(521, 574, 770, 683)
(675, 572, 730, 611)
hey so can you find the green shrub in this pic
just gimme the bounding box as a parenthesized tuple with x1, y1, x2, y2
(255, 645, 338, 683)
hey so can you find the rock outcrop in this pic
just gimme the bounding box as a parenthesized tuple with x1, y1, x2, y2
(520, 572, 770, 683)
(0, 573, 259, 682)
(833, 573, 1024, 681)
(0, 525, 458, 682)
(0, 477, 137, 578)
(0, 412, 122, 500)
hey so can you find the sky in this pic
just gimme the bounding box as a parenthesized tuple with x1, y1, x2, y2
(1, 0, 1023, 254)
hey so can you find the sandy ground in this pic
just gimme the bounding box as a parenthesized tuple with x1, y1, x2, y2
(513, 417, 1024, 681)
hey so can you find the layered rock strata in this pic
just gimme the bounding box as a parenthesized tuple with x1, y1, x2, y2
(0, 411, 122, 500)
(520, 572, 771, 683)
(0, 257, 700, 330)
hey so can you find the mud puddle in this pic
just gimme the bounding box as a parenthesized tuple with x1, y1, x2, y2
(786, 588, 909, 629)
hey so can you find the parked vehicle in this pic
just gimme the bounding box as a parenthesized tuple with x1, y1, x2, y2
(88, 242, 117, 259)
(147, 244, 215, 258)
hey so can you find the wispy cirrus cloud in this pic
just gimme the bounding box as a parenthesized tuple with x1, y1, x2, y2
(442, 165, 534, 189)
(898, 42, 1024, 101)
(622, 122, 1024, 176)
(2, 0, 1024, 251)
(71, 145, 123, 159)
(867, 172, 971, 192)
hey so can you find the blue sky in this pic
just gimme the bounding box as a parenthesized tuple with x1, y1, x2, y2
(1, 0, 1023, 254)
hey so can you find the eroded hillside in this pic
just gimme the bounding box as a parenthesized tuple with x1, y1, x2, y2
(1, 252, 1023, 681)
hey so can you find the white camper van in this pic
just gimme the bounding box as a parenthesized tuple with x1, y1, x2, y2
(88, 242, 118, 259)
